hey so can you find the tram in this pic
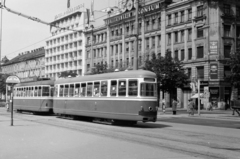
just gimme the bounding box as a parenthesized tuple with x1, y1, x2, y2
(13, 79, 55, 114)
(53, 70, 158, 124)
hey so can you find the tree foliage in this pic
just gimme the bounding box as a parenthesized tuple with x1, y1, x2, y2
(58, 71, 78, 78)
(144, 51, 189, 96)
(0, 73, 11, 95)
(226, 52, 240, 88)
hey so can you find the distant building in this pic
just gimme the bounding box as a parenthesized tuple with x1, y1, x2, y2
(85, 0, 240, 108)
(1, 47, 45, 79)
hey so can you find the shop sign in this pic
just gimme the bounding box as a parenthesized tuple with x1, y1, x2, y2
(210, 63, 218, 80)
(209, 41, 218, 54)
(200, 81, 208, 86)
(210, 88, 219, 94)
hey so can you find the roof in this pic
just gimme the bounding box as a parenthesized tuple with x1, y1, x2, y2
(2, 47, 45, 66)
(15, 80, 55, 87)
(55, 70, 156, 84)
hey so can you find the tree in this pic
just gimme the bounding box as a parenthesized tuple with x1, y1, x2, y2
(144, 51, 189, 101)
(0, 73, 11, 95)
(58, 70, 78, 78)
(226, 52, 240, 89)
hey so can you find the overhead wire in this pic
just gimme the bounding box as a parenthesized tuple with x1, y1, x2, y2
(2, 0, 237, 60)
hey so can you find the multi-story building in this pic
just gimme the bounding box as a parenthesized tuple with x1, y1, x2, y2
(85, 0, 240, 108)
(45, 4, 86, 79)
(1, 47, 45, 79)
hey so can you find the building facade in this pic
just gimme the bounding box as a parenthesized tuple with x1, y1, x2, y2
(1, 47, 45, 79)
(45, 4, 86, 79)
(85, 0, 240, 108)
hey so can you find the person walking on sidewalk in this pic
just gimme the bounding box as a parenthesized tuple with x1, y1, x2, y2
(188, 99, 195, 116)
(162, 99, 166, 113)
(172, 99, 178, 115)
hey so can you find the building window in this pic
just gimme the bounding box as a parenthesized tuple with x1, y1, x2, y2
(224, 25, 231, 37)
(188, 29, 192, 41)
(197, 66, 204, 79)
(158, 17, 161, 28)
(187, 68, 191, 79)
(197, 5, 203, 17)
(180, 11, 184, 22)
(237, 6, 240, 17)
(181, 30, 184, 42)
(224, 66, 231, 78)
(146, 38, 149, 49)
(174, 13, 178, 24)
(188, 9, 192, 20)
(152, 37, 155, 48)
(168, 33, 171, 45)
(224, 45, 231, 58)
(181, 49, 185, 61)
(197, 46, 204, 58)
(175, 32, 178, 43)
(126, 42, 129, 53)
(197, 27, 204, 38)
(237, 26, 240, 38)
(158, 35, 161, 46)
(223, 4, 231, 15)
(174, 50, 178, 61)
(168, 15, 171, 26)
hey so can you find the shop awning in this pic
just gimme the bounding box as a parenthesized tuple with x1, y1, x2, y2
(191, 93, 203, 99)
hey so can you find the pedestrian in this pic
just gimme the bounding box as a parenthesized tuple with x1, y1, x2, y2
(162, 99, 166, 113)
(172, 99, 178, 115)
(231, 99, 236, 115)
(207, 101, 213, 111)
(187, 99, 195, 116)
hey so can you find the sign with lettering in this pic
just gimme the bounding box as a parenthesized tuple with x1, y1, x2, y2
(106, 1, 163, 25)
(210, 63, 218, 79)
(6, 76, 20, 84)
(209, 41, 218, 54)
(54, 4, 84, 20)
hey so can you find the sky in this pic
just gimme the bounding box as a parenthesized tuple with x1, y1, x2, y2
(1, 0, 119, 60)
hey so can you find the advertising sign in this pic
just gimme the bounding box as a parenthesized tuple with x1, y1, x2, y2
(210, 63, 218, 80)
(210, 41, 218, 54)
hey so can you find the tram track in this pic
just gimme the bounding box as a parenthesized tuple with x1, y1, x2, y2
(3, 112, 240, 159)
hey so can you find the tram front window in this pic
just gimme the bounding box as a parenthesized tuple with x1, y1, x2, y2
(140, 83, 156, 97)
(128, 80, 138, 96)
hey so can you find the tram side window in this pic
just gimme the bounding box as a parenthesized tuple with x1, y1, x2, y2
(54, 85, 58, 97)
(140, 83, 156, 97)
(118, 80, 126, 96)
(50, 87, 54, 97)
(128, 80, 138, 96)
(80, 83, 86, 97)
(94, 82, 100, 97)
(69, 84, 74, 97)
(38, 87, 42, 97)
(74, 84, 80, 97)
(101, 81, 108, 96)
(42, 86, 50, 97)
(59, 85, 64, 97)
(21, 88, 24, 97)
(64, 85, 69, 97)
(26, 87, 29, 97)
(30, 87, 34, 97)
(34, 87, 38, 97)
(110, 80, 117, 96)
(87, 83, 93, 97)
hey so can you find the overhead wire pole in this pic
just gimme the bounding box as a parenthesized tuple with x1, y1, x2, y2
(133, 0, 139, 70)
(0, 0, 3, 73)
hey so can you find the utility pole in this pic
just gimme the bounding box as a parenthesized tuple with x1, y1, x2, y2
(0, 0, 3, 73)
(133, 0, 139, 70)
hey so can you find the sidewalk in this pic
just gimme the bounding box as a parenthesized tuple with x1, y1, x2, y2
(158, 108, 240, 121)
